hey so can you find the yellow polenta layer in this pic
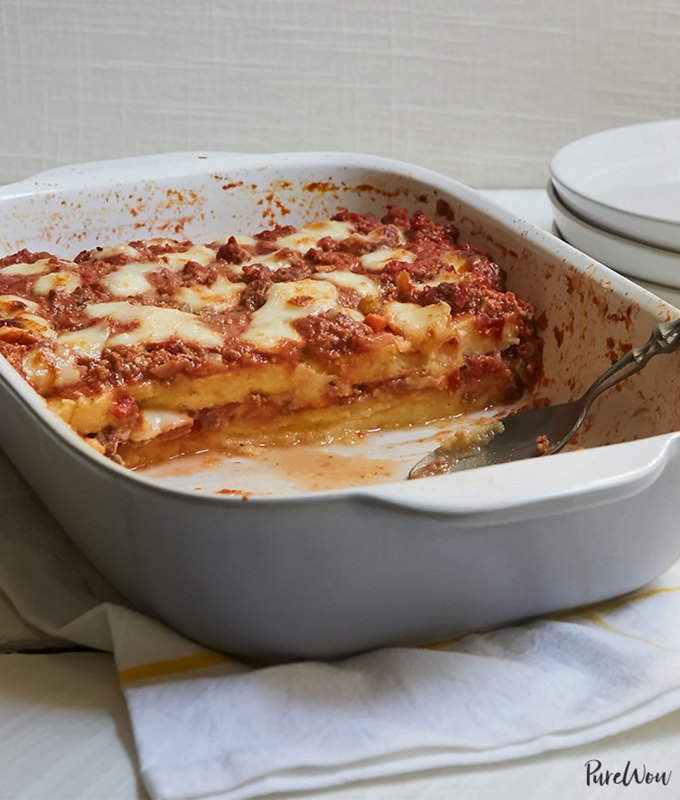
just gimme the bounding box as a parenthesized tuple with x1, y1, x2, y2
(117, 379, 518, 468)
(48, 318, 521, 436)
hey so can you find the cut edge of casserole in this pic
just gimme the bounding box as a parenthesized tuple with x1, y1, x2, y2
(0, 206, 542, 468)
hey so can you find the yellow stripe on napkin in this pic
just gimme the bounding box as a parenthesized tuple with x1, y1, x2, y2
(118, 652, 232, 684)
(424, 585, 680, 652)
(546, 585, 680, 623)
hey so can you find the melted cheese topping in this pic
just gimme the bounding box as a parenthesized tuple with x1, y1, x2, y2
(363, 226, 407, 245)
(33, 271, 81, 296)
(21, 349, 54, 393)
(100, 246, 219, 299)
(235, 221, 355, 275)
(103, 263, 155, 297)
(383, 301, 454, 347)
(53, 355, 82, 388)
(240, 279, 338, 351)
(21, 346, 82, 391)
(240, 250, 296, 272)
(359, 247, 416, 272)
(85, 302, 224, 348)
(175, 278, 245, 312)
(416, 271, 461, 289)
(19, 323, 111, 392)
(0, 295, 55, 344)
(0, 258, 52, 277)
(57, 322, 110, 359)
(0, 295, 40, 316)
(130, 408, 192, 442)
(19, 313, 57, 340)
(442, 251, 468, 269)
(275, 220, 353, 251)
(92, 244, 140, 261)
(313, 270, 379, 298)
(161, 245, 216, 270)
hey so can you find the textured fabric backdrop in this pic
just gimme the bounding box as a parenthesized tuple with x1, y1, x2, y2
(1, 0, 679, 187)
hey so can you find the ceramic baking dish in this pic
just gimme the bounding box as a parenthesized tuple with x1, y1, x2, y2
(1, 152, 680, 661)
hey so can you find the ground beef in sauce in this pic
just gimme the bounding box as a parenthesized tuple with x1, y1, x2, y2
(254, 224, 296, 242)
(306, 248, 360, 271)
(216, 237, 248, 264)
(332, 209, 380, 234)
(240, 259, 315, 310)
(381, 206, 410, 229)
(73, 339, 264, 392)
(294, 312, 376, 359)
(408, 210, 457, 249)
(0, 249, 53, 267)
(239, 266, 273, 311)
(535, 434, 552, 456)
(42, 291, 90, 330)
(146, 268, 182, 299)
(0, 341, 30, 371)
(182, 260, 219, 286)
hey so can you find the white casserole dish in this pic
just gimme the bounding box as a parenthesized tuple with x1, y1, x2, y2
(1, 152, 680, 661)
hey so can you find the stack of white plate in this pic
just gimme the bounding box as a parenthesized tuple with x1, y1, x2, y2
(549, 119, 680, 289)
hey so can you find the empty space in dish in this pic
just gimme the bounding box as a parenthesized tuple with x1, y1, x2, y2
(3, 152, 680, 497)
(141, 412, 513, 495)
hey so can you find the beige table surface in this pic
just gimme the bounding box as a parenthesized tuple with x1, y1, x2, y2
(1, 189, 679, 800)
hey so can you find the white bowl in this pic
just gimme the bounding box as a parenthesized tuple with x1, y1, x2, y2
(550, 120, 680, 252)
(548, 180, 680, 289)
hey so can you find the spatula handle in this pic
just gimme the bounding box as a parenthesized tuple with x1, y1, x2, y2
(582, 317, 680, 409)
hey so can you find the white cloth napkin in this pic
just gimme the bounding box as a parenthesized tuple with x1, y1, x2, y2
(2, 446, 680, 800)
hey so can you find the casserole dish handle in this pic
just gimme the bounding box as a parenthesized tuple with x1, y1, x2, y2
(362, 434, 680, 522)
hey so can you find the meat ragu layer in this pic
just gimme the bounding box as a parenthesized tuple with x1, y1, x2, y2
(0, 207, 542, 467)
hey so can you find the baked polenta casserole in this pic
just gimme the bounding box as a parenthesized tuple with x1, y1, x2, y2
(0, 207, 541, 467)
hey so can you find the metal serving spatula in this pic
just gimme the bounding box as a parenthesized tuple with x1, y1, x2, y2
(409, 317, 680, 479)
